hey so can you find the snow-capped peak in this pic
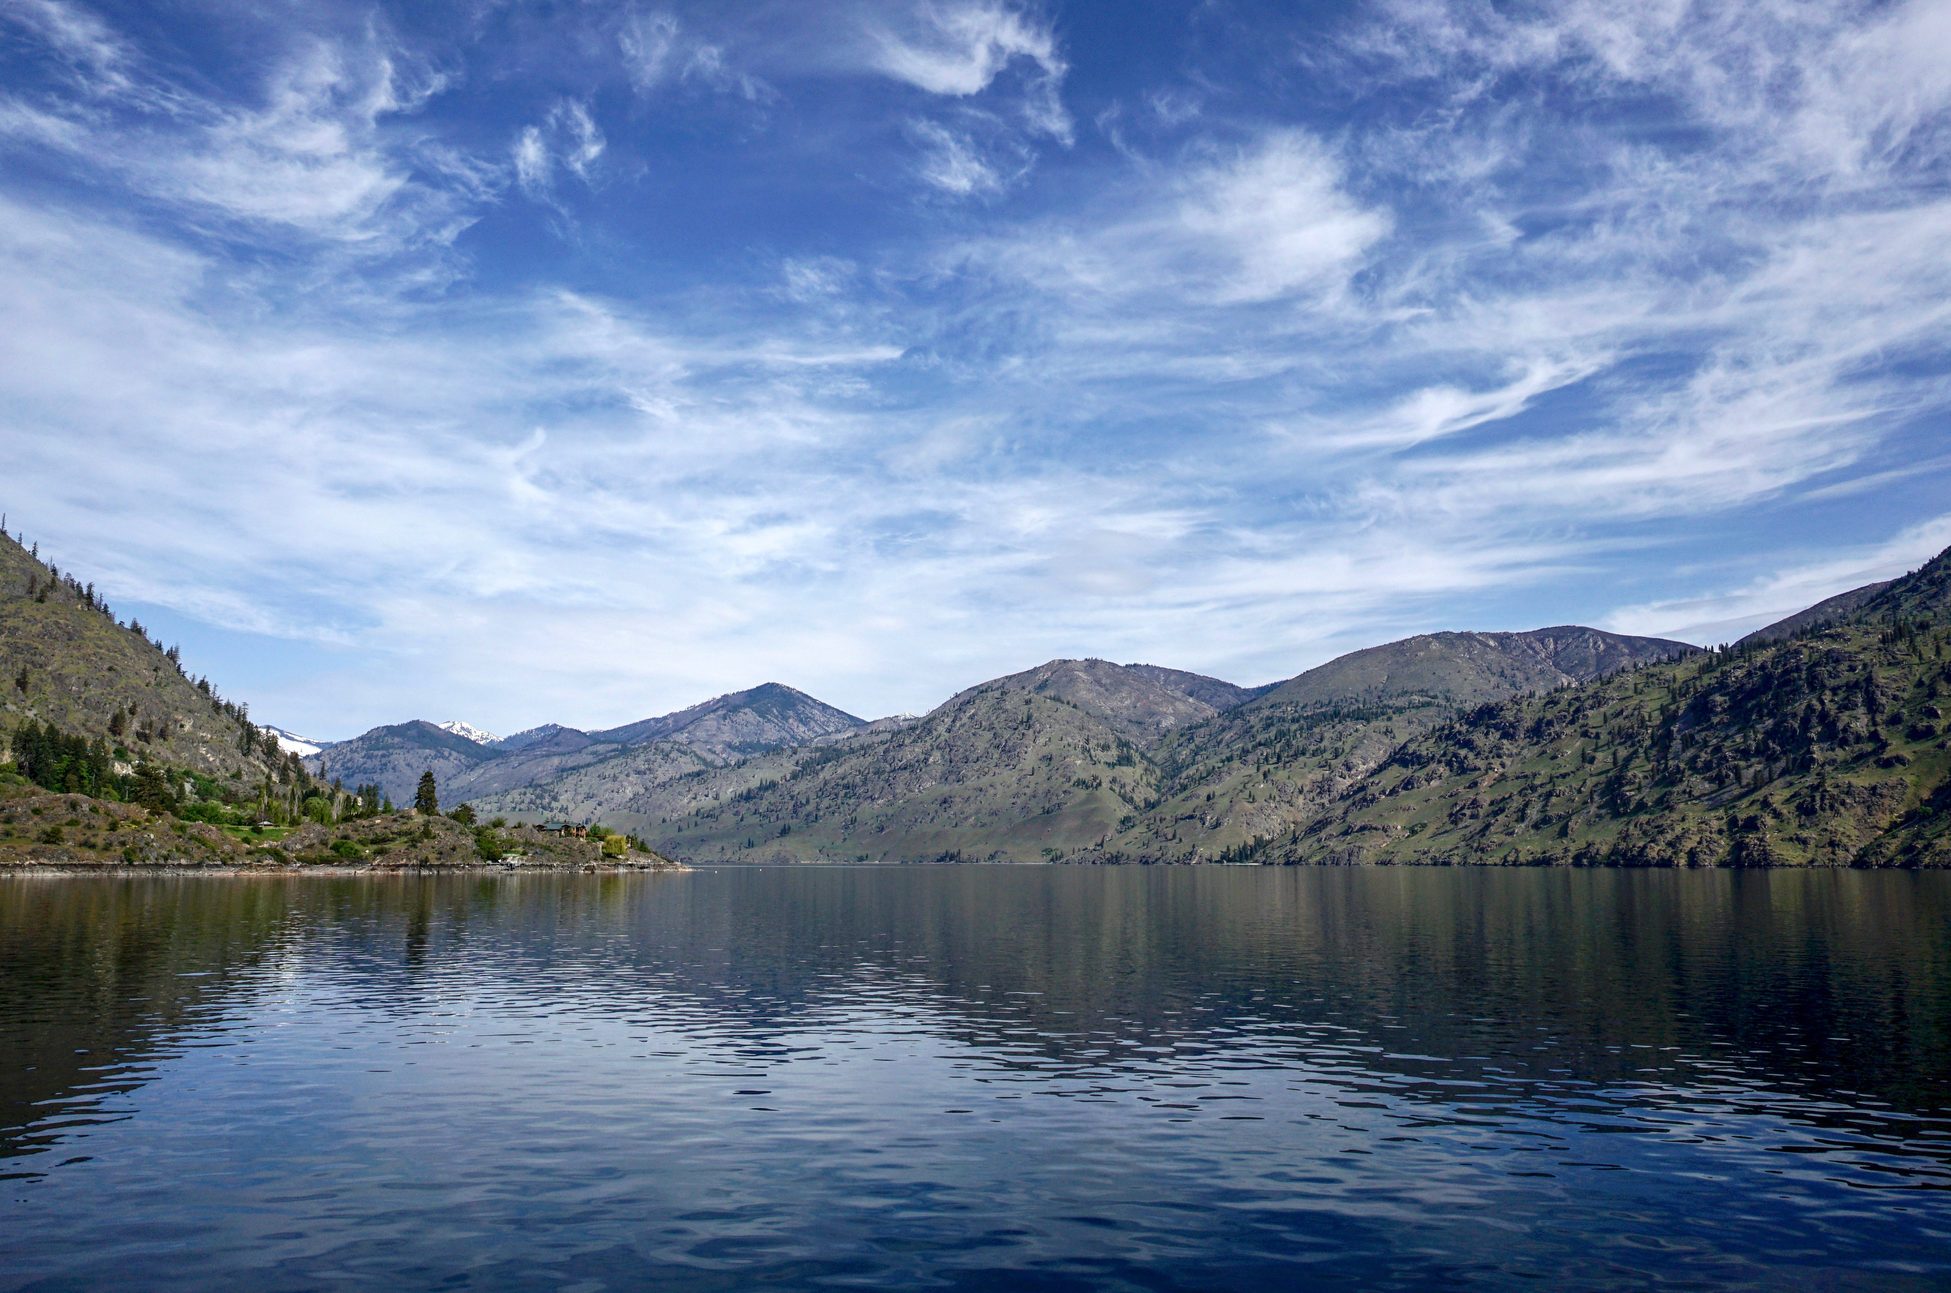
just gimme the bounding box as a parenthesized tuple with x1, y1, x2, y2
(437, 720, 501, 745)
(261, 725, 330, 758)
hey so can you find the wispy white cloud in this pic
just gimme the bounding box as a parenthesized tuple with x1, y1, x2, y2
(1177, 131, 1392, 303)
(866, 0, 1069, 136)
(513, 99, 607, 198)
(908, 118, 1005, 195)
(1, 0, 135, 95)
(955, 126, 1391, 311)
(1602, 513, 1951, 645)
(0, 20, 466, 253)
(3, 0, 1949, 735)
(857, 1, 1071, 197)
(618, 6, 770, 101)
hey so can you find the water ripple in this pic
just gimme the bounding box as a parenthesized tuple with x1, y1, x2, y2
(0, 867, 1947, 1290)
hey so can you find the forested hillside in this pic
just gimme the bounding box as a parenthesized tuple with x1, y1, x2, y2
(1313, 553, 1951, 866)
(640, 632, 1693, 864)
(0, 527, 293, 788)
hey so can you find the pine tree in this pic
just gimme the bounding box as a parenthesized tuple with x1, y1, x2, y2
(414, 770, 439, 816)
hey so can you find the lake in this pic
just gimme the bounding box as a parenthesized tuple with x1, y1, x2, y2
(1, 867, 1948, 1290)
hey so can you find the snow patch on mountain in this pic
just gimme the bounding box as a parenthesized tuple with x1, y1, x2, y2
(436, 720, 501, 745)
(262, 726, 332, 758)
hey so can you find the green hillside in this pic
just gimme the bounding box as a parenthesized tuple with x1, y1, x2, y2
(0, 527, 291, 787)
(1097, 627, 1694, 862)
(638, 631, 1691, 864)
(1313, 553, 1951, 866)
(655, 684, 1164, 862)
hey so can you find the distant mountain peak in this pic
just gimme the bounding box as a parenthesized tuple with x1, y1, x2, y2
(592, 683, 864, 759)
(948, 657, 1259, 742)
(494, 723, 584, 752)
(261, 725, 331, 758)
(436, 720, 500, 745)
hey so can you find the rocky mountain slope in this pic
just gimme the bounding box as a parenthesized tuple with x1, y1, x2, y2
(314, 683, 861, 808)
(1738, 581, 1895, 646)
(0, 528, 291, 787)
(638, 632, 1688, 864)
(496, 660, 1263, 853)
(1101, 628, 1696, 862)
(307, 720, 497, 808)
(1311, 554, 1951, 866)
(939, 659, 1264, 744)
(652, 681, 1167, 862)
(589, 682, 863, 760)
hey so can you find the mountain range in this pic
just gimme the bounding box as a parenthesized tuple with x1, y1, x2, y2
(306, 682, 865, 808)
(7, 519, 1949, 867)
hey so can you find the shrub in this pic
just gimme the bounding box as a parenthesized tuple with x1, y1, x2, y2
(329, 839, 365, 861)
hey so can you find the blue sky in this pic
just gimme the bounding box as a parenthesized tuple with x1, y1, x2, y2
(2, 0, 1948, 739)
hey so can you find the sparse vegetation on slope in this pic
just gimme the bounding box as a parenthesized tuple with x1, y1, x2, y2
(1313, 556, 1951, 866)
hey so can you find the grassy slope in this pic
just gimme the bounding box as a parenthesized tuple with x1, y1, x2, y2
(0, 531, 285, 786)
(466, 739, 717, 821)
(0, 776, 680, 869)
(1093, 629, 1696, 862)
(637, 630, 1699, 865)
(1316, 557, 1951, 866)
(653, 687, 1163, 862)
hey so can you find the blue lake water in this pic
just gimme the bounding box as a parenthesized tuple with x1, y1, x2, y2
(1, 866, 1948, 1290)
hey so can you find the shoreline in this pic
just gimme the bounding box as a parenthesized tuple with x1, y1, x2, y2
(0, 861, 691, 876)
(1, 857, 1940, 874)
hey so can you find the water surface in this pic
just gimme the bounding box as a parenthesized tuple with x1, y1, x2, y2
(2, 867, 1948, 1290)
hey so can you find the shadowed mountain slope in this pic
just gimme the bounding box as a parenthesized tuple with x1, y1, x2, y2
(1091, 627, 1696, 862)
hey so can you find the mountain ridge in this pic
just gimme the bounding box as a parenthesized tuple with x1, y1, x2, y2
(634, 626, 1697, 864)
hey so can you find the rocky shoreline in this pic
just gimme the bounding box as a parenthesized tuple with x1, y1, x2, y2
(0, 787, 687, 872)
(0, 861, 689, 875)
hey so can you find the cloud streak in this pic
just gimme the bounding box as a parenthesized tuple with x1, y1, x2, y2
(0, 0, 1946, 736)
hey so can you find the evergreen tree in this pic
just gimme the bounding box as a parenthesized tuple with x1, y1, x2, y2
(414, 770, 439, 816)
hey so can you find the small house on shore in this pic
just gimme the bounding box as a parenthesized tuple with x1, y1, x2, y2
(538, 821, 589, 838)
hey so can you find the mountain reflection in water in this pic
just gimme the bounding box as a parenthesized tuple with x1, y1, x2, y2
(1, 867, 1947, 1291)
